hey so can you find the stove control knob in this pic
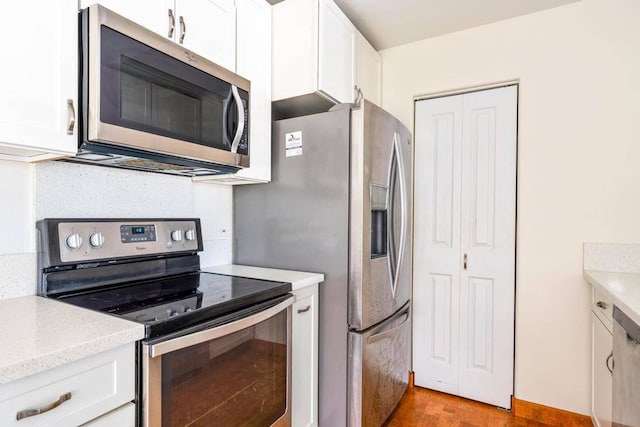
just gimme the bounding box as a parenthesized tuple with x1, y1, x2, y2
(89, 232, 105, 248)
(185, 229, 196, 241)
(65, 233, 83, 250)
(185, 307, 193, 313)
(170, 230, 183, 242)
(167, 309, 178, 317)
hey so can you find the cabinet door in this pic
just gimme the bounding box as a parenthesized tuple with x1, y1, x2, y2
(592, 312, 613, 427)
(355, 32, 381, 106)
(0, 344, 135, 427)
(81, 0, 173, 37)
(176, 0, 236, 71)
(271, 0, 318, 101)
(222, 0, 272, 183)
(292, 287, 319, 427)
(80, 403, 135, 427)
(0, 0, 78, 161)
(318, 0, 356, 103)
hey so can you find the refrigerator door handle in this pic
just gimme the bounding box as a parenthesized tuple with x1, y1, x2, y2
(386, 132, 408, 297)
(367, 305, 411, 344)
(387, 146, 398, 283)
(395, 131, 408, 281)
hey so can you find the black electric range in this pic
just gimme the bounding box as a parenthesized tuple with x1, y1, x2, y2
(36, 218, 291, 340)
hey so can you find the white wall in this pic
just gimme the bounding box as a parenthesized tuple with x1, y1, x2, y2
(0, 160, 233, 298)
(380, 0, 640, 415)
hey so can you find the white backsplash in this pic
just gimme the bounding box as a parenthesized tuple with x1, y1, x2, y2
(0, 161, 33, 255)
(0, 160, 233, 299)
(583, 243, 640, 273)
(35, 162, 194, 219)
(0, 253, 36, 299)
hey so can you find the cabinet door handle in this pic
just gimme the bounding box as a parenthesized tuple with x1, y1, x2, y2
(297, 305, 311, 314)
(168, 9, 175, 38)
(606, 351, 614, 375)
(66, 99, 75, 135)
(179, 16, 186, 44)
(596, 301, 608, 310)
(463, 253, 468, 270)
(16, 392, 72, 420)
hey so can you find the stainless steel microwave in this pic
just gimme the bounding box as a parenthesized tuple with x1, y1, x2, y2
(70, 5, 250, 177)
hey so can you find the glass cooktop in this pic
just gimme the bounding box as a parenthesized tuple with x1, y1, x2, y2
(57, 272, 291, 339)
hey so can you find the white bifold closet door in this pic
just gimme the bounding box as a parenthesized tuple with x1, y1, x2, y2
(413, 85, 517, 409)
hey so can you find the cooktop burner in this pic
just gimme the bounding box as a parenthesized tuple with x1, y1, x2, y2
(57, 272, 291, 339)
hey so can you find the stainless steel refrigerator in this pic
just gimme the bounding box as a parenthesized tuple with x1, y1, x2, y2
(233, 100, 412, 426)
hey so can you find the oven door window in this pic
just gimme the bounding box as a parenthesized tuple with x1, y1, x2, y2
(99, 26, 249, 155)
(159, 310, 288, 426)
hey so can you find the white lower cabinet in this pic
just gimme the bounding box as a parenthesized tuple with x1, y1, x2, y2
(0, 344, 135, 427)
(592, 289, 613, 427)
(80, 402, 135, 427)
(292, 284, 319, 427)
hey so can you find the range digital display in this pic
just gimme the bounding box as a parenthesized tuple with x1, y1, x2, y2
(120, 224, 156, 243)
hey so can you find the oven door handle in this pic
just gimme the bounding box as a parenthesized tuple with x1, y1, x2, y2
(148, 297, 293, 357)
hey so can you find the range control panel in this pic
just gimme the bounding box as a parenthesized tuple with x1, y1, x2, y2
(39, 219, 202, 265)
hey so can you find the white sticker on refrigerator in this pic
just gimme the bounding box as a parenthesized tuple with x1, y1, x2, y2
(285, 131, 303, 157)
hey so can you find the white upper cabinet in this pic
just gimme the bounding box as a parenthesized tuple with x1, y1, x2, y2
(355, 31, 381, 106)
(317, 0, 356, 104)
(193, 0, 272, 185)
(175, 0, 236, 71)
(83, 0, 272, 185)
(272, 0, 356, 104)
(82, 0, 236, 71)
(0, 0, 78, 162)
(81, 0, 171, 36)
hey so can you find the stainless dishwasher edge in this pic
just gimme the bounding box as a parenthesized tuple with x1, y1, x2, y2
(612, 305, 640, 427)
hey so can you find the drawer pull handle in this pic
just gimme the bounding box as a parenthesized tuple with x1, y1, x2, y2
(16, 392, 72, 420)
(297, 305, 311, 314)
(596, 301, 608, 310)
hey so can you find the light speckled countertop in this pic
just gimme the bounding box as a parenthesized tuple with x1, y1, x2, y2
(584, 270, 640, 327)
(203, 265, 324, 291)
(0, 296, 144, 384)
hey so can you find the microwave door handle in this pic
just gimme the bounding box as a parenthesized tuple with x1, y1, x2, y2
(230, 85, 245, 154)
(222, 89, 233, 148)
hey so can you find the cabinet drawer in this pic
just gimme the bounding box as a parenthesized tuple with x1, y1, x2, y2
(0, 344, 135, 427)
(592, 288, 613, 332)
(81, 402, 135, 427)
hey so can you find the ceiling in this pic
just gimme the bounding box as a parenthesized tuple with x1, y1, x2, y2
(333, 0, 582, 50)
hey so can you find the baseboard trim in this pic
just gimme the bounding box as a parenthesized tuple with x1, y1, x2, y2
(512, 397, 592, 426)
